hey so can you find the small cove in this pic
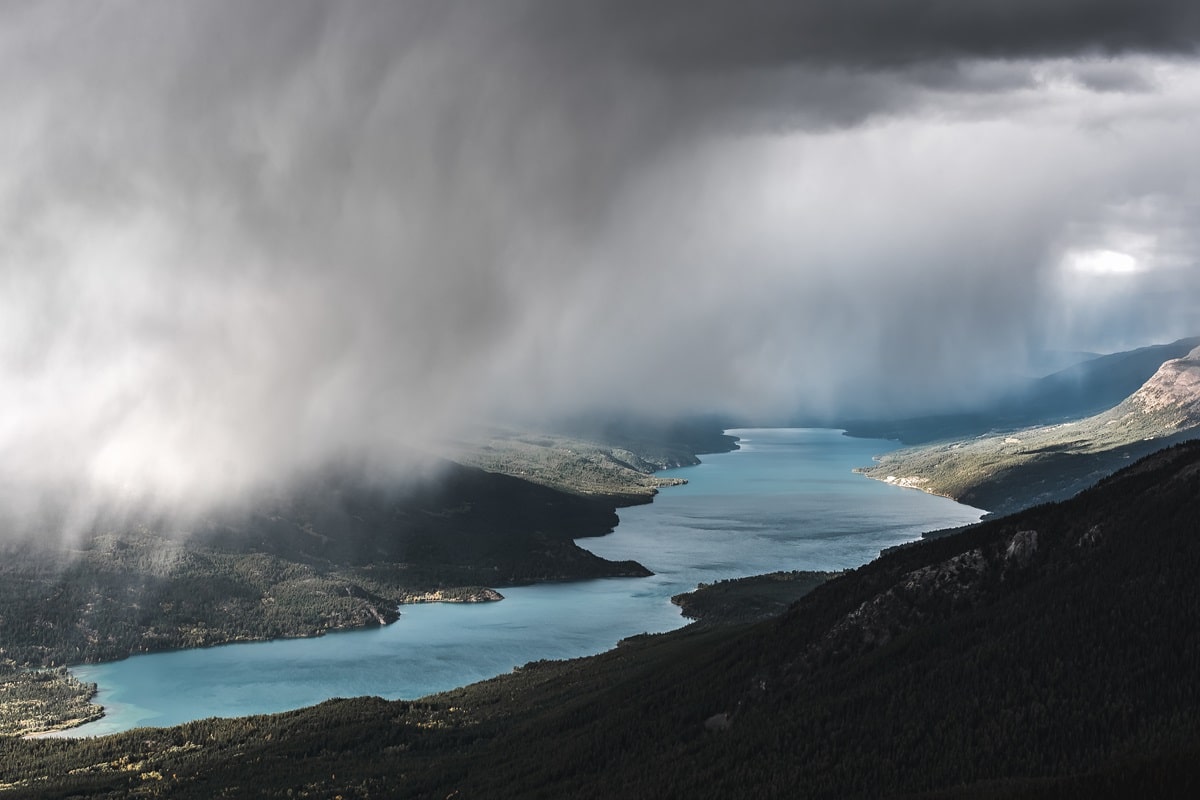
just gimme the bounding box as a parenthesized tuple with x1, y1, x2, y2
(64, 428, 982, 736)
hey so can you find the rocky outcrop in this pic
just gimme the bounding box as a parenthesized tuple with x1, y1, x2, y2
(398, 587, 504, 604)
(1004, 529, 1038, 565)
(812, 529, 1040, 660)
(1123, 345, 1200, 421)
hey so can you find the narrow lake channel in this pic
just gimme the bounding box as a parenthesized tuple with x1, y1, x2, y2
(63, 429, 982, 736)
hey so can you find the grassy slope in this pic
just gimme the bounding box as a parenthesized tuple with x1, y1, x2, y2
(446, 428, 690, 502)
(6, 441, 1200, 798)
(445, 420, 739, 502)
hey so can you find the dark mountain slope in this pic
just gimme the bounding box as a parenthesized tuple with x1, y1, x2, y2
(0, 461, 649, 669)
(199, 460, 635, 575)
(1024, 335, 1200, 420)
(7, 442, 1200, 797)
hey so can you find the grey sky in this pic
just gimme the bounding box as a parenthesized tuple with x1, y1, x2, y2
(2, 1, 1200, 508)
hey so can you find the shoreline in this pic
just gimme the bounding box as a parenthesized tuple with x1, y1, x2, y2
(0, 664, 106, 739)
(39, 428, 988, 739)
(21, 433, 736, 738)
(854, 466, 959, 501)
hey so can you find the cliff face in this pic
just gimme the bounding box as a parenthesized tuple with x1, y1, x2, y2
(1123, 345, 1200, 421)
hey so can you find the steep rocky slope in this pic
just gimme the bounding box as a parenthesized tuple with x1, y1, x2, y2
(1123, 344, 1200, 419)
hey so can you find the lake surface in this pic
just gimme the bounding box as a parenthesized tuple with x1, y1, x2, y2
(64, 428, 981, 736)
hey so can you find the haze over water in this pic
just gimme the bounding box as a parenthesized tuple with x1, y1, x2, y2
(65, 429, 981, 736)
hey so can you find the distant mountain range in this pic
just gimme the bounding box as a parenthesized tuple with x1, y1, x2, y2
(861, 342, 1200, 514)
(1023, 336, 1200, 420)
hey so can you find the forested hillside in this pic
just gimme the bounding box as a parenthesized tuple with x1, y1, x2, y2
(0, 461, 648, 670)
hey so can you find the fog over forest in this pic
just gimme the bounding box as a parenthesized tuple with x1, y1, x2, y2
(3, 0, 1200, 514)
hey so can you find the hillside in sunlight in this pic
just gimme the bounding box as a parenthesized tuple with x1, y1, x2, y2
(842, 336, 1200, 446)
(861, 344, 1200, 514)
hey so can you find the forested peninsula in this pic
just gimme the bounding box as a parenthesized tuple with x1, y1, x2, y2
(0, 422, 737, 736)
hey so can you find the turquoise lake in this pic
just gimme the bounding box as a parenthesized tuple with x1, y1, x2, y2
(63, 429, 982, 736)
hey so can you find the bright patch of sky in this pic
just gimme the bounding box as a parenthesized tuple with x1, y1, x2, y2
(1064, 249, 1141, 275)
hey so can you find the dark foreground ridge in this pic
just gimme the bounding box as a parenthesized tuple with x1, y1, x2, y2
(5, 441, 1200, 797)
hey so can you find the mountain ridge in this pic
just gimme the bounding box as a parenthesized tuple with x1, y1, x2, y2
(861, 344, 1200, 514)
(841, 335, 1200, 445)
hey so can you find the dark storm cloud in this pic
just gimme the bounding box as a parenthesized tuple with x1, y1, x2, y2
(2, 0, 1200, 517)
(528, 0, 1200, 71)
(1070, 61, 1159, 93)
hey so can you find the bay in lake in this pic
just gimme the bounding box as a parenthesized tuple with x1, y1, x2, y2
(64, 428, 982, 736)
